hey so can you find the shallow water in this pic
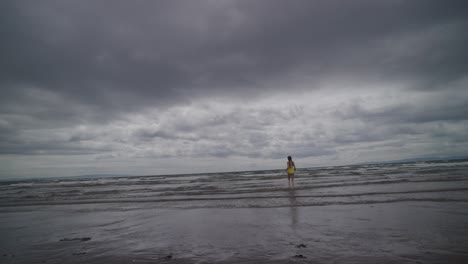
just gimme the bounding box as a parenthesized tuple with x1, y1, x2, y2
(1, 160, 468, 263)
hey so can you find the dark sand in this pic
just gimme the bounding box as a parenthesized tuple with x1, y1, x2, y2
(1, 201, 468, 263)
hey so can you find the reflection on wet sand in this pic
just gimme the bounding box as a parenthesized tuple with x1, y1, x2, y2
(288, 180, 298, 227)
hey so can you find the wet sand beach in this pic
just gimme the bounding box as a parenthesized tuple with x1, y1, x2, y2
(1, 160, 468, 263)
(2, 202, 468, 263)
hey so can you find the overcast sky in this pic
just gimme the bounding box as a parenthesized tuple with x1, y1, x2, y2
(1, 0, 468, 179)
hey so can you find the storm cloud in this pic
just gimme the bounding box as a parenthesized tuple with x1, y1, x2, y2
(1, 0, 467, 178)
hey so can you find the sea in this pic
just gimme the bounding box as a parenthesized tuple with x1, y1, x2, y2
(1, 159, 468, 263)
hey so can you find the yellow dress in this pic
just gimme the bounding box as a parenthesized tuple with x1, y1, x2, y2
(287, 161, 295, 174)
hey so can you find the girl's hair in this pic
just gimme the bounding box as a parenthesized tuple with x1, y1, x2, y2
(287, 156, 292, 161)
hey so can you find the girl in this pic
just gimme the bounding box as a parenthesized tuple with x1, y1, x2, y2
(286, 156, 296, 181)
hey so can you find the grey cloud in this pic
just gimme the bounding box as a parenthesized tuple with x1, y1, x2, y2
(196, 144, 236, 159)
(68, 131, 103, 142)
(332, 123, 422, 146)
(1, 1, 468, 177)
(248, 132, 270, 148)
(0, 123, 112, 155)
(329, 119, 468, 149)
(135, 129, 179, 141)
(269, 143, 336, 160)
(2, 0, 467, 117)
(0, 137, 113, 155)
(335, 97, 468, 124)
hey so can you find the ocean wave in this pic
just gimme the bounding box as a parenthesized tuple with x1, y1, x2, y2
(4, 197, 466, 210)
(1, 187, 467, 208)
(2, 160, 468, 210)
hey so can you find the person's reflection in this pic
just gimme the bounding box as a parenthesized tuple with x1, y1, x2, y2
(288, 180, 298, 227)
